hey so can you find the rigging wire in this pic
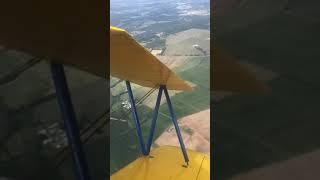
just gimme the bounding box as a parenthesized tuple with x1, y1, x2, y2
(55, 86, 157, 168)
(54, 109, 108, 163)
(110, 79, 123, 88)
(0, 51, 161, 173)
(0, 57, 42, 85)
(55, 111, 108, 168)
(109, 88, 166, 142)
(13, 53, 320, 172)
(110, 86, 157, 123)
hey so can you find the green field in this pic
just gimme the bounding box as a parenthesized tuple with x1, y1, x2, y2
(0, 53, 108, 179)
(164, 29, 210, 56)
(110, 56, 210, 173)
(110, 0, 211, 173)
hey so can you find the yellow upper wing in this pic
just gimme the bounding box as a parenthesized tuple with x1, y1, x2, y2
(0, 1, 192, 91)
(0, 0, 107, 78)
(0, 0, 266, 92)
(110, 26, 192, 90)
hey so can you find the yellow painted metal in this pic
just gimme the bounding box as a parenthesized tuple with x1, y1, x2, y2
(0, 1, 266, 93)
(111, 146, 210, 180)
(0, 8, 192, 90)
(197, 155, 210, 180)
(0, 0, 107, 78)
(110, 26, 192, 91)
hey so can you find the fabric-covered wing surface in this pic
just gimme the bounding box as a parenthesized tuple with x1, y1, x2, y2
(110, 26, 192, 91)
(111, 146, 210, 180)
(0, 0, 107, 78)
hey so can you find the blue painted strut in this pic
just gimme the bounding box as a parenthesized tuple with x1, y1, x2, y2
(163, 86, 189, 164)
(51, 63, 91, 180)
(125, 81, 147, 155)
(146, 86, 163, 154)
(125, 81, 189, 164)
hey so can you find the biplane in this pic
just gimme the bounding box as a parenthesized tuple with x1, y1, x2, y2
(109, 27, 268, 180)
(0, 1, 268, 180)
(110, 26, 207, 180)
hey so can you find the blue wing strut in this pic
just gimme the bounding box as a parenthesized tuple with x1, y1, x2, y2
(125, 81, 189, 165)
(51, 63, 91, 180)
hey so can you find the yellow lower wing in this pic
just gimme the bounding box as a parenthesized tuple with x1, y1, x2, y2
(111, 146, 210, 180)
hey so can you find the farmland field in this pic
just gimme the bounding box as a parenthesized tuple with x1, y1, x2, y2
(155, 109, 210, 154)
(164, 29, 210, 56)
(0, 53, 108, 180)
(110, 0, 210, 175)
(110, 55, 210, 173)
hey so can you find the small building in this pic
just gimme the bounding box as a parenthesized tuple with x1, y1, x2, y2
(121, 100, 131, 110)
(192, 44, 199, 48)
(150, 49, 164, 56)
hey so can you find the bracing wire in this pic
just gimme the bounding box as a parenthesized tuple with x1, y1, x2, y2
(55, 85, 157, 168)
(0, 57, 42, 85)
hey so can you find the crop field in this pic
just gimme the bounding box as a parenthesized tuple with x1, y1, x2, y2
(110, 0, 211, 173)
(0, 53, 107, 179)
(164, 29, 210, 56)
(155, 109, 210, 154)
(110, 56, 210, 173)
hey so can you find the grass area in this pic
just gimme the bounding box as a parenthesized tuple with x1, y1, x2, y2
(215, 6, 320, 179)
(145, 38, 166, 49)
(0, 57, 107, 179)
(165, 29, 210, 56)
(110, 56, 210, 173)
